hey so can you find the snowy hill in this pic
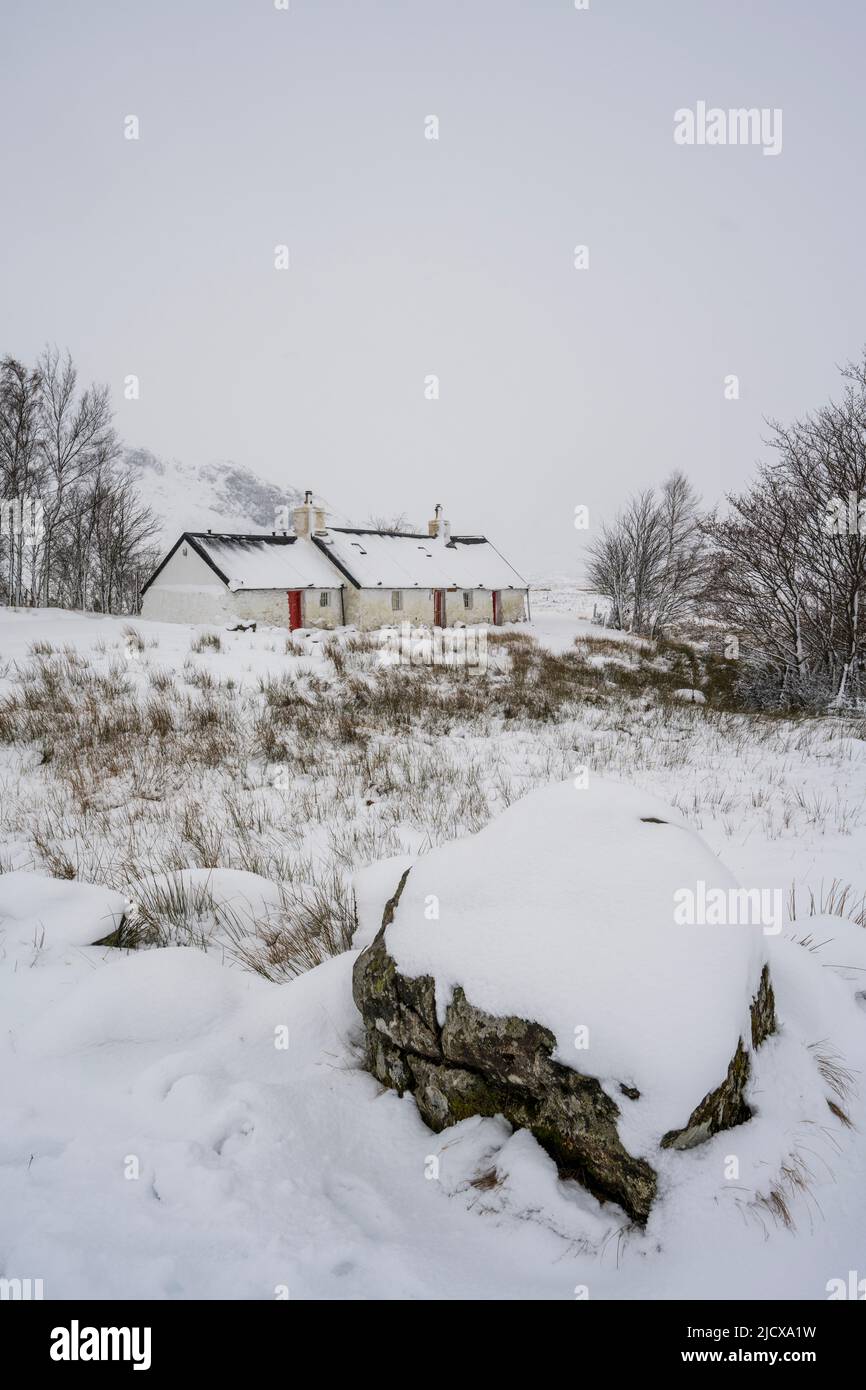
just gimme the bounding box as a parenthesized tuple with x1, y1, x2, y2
(124, 447, 306, 546)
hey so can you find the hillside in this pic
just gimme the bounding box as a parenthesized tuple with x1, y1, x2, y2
(124, 447, 306, 546)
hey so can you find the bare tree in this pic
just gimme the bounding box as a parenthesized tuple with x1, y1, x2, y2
(587, 521, 631, 629)
(588, 473, 707, 636)
(1, 345, 160, 616)
(0, 357, 45, 604)
(91, 466, 161, 613)
(366, 512, 418, 533)
(651, 472, 709, 634)
(704, 477, 816, 693)
(36, 346, 119, 605)
(706, 350, 866, 708)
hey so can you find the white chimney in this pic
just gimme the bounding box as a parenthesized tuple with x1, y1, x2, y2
(292, 490, 327, 537)
(428, 503, 450, 542)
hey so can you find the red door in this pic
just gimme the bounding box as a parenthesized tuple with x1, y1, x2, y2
(433, 589, 445, 627)
(288, 590, 303, 630)
(492, 590, 501, 626)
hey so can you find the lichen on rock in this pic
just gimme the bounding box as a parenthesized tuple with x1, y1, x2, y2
(354, 922, 659, 1221)
(351, 780, 778, 1224)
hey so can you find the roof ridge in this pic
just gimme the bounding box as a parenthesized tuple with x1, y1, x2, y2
(329, 527, 431, 539)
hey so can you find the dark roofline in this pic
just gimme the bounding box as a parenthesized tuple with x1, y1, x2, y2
(140, 531, 313, 595)
(329, 527, 431, 539)
(141, 532, 232, 595)
(311, 533, 361, 588)
(184, 532, 298, 546)
(329, 527, 491, 545)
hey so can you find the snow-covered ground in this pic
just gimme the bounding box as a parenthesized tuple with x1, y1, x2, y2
(530, 575, 612, 623)
(1, 605, 865, 1300)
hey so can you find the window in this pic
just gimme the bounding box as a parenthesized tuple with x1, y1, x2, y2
(391, 590, 403, 611)
(319, 591, 330, 608)
(463, 591, 473, 610)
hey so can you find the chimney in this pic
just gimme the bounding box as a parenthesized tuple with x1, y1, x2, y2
(428, 503, 450, 542)
(292, 490, 327, 538)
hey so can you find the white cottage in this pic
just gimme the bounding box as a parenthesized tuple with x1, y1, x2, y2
(140, 494, 528, 631)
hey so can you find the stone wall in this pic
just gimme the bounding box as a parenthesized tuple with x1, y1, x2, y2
(351, 587, 527, 630)
(233, 587, 342, 629)
(499, 591, 527, 622)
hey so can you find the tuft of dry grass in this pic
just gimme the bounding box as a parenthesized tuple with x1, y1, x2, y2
(808, 1040, 857, 1107)
(750, 1154, 814, 1232)
(469, 1167, 502, 1192)
(788, 879, 866, 929)
(190, 631, 222, 653)
(226, 871, 357, 981)
(324, 638, 347, 676)
(826, 1099, 853, 1129)
(112, 872, 247, 949)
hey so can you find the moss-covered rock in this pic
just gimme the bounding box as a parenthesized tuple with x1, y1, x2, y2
(353, 870, 776, 1225)
(660, 965, 776, 1150)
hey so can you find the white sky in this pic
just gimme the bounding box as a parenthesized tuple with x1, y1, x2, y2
(3, 0, 865, 574)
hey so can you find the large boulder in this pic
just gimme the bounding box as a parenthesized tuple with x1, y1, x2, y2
(353, 780, 776, 1224)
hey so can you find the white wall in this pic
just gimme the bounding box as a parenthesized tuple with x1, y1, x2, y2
(141, 547, 344, 627)
(141, 545, 234, 624)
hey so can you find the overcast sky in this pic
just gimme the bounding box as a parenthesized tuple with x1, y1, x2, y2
(3, 0, 865, 576)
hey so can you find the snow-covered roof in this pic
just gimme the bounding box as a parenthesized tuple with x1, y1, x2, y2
(313, 529, 527, 590)
(142, 533, 342, 593)
(143, 526, 527, 595)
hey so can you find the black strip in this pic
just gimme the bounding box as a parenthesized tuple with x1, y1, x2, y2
(9, 1297, 856, 1368)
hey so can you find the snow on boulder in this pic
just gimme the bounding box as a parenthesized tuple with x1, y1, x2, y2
(352, 779, 776, 1224)
(352, 854, 416, 953)
(0, 872, 128, 960)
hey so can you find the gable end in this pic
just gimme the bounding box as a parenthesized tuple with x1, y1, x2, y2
(140, 533, 231, 595)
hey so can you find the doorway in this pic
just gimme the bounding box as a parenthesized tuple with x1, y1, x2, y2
(288, 590, 303, 630)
